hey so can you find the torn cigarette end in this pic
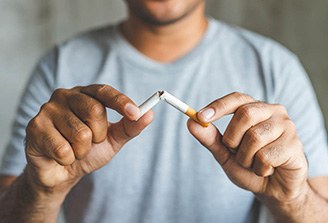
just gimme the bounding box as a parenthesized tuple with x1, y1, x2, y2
(138, 90, 210, 127)
(160, 91, 210, 127)
(138, 91, 162, 118)
(185, 107, 210, 127)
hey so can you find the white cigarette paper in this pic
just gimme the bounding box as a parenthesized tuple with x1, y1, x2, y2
(138, 90, 209, 127)
(139, 91, 161, 116)
(159, 91, 189, 113)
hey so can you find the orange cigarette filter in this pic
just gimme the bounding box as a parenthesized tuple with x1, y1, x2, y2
(185, 107, 210, 127)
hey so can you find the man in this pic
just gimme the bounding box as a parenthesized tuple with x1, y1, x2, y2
(1, 0, 328, 222)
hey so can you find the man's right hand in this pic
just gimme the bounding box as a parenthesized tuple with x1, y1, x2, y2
(25, 84, 153, 194)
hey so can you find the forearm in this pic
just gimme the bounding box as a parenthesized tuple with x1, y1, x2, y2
(262, 182, 328, 223)
(0, 168, 68, 223)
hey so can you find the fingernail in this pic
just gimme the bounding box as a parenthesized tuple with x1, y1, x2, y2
(125, 103, 141, 120)
(199, 108, 215, 121)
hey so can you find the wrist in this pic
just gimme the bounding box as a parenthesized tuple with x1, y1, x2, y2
(258, 183, 311, 222)
(0, 167, 73, 222)
(23, 166, 77, 205)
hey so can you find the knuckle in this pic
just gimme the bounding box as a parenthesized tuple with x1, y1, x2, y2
(252, 101, 266, 109)
(214, 99, 228, 112)
(231, 92, 244, 99)
(111, 93, 125, 105)
(26, 117, 51, 141)
(254, 163, 274, 177)
(73, 146, 90, 160)
(40, 102, 56, 114)
(232, 92, 253, 103)
(254, 168, 266, 177)
(71, 86, 82, 91)
(235, 105, 253, 122)
(51, 88, 68, 100)
(258, 121, 272, 136)
(255, 150, 270, 166)
(89, 103, 106, 118)
(27, 117, 41, 133)
(53, 143, 72, 160)
(73, 127, 92, 143)
(95, 84, 110, 97)
(245, 128, 261, 145)
(285, 119, 296, 132)
(222, 134, 237, 149)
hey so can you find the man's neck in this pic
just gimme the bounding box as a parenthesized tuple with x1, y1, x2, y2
(120, 5, 208, 63)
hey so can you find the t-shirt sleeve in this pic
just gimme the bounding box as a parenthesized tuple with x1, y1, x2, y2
(273, 54, 328, 178)
(0, 49, 57, 176)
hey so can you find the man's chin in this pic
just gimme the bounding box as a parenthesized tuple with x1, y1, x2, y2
(137, 13, 190, 26)
(126, 0, 204, 27)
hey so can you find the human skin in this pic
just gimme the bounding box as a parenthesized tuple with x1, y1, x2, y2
(188, 93, 328, 222)
(0, 85, 154, 222)
(1, 0, 328, 222)
(121, 0, 207, 63)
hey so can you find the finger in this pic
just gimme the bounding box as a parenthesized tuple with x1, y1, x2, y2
(187, 119, 231, 167)
(68, 92, 108, 143)
(52, 110, 93, 160)
(222, 102, 276, 149)
(187, 119, 265, 191)
(27, 118, 75, 166)
(197, 92, 255, 123)
(107, 110, 154, 150)
(80, 85, 141, 121)
(253, 161, 274, 177)
(235, 118, 285, 169)
(252, 132, 304, 177)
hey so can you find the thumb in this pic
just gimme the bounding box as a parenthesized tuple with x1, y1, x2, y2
(108, 110, 154, 150)
(187, 119, 232, 167)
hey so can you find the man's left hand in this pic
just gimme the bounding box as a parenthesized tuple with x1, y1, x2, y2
(187, 92, 309, 204)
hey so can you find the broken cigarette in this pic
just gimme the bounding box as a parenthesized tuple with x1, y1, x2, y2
(139, 91, 162, 116)
(139, 91, 209, 127)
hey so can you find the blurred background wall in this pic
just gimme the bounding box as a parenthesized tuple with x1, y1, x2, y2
(0, 0, 327, 222)
(1, 0, 328, 173)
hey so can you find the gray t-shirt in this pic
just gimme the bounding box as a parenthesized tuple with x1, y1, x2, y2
(1, 18, 328, 223)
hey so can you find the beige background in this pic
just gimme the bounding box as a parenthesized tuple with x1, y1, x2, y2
(1, 0, 327, 166)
